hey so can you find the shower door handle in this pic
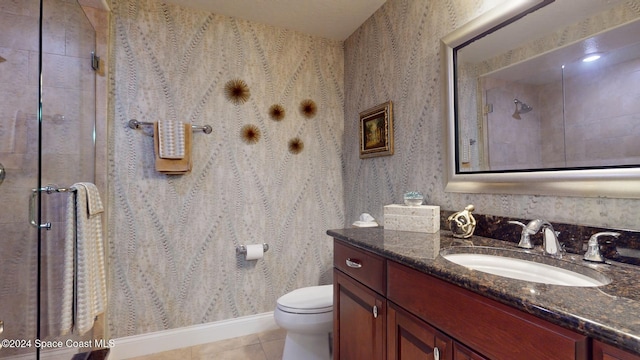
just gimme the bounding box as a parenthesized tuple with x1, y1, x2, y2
(29, 188, 51, 230)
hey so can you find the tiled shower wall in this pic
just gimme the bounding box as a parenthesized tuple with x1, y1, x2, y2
(485, 55, 640, 170)
(562, 57, 640, 167)
(343, 0, 640, 231)
(475, 2, 640, 170)
(108, 0, 344, 337)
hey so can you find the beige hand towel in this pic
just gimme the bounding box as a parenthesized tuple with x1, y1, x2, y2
(154, 122, 192, 174)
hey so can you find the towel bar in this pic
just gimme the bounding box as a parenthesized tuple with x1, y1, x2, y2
(128, 119, 212, 134)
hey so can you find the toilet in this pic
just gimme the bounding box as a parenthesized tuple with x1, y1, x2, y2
(274, 284, 333, 360)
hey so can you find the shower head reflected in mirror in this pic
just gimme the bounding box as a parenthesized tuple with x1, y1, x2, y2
(512, 98, 532, 119)
(0, 56, 6, 63)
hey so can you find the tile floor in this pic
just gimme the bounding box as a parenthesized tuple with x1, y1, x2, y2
(126, 328, 286, 360)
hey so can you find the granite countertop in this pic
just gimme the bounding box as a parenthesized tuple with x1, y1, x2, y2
(327, 227, 640, 355)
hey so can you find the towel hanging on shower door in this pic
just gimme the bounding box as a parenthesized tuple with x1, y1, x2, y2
(60, 182, 107, 336)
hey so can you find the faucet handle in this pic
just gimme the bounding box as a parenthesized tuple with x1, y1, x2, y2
(583, 232, 620, 263)
(508, 221, 534, 249)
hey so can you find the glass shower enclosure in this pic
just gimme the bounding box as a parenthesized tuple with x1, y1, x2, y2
(0, 0, 97, 358)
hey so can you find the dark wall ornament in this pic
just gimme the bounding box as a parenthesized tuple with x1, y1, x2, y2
(288, 137, 304, 154)
(269, 104, 285, 121)
(300, 99, 317, 118)
(225, 79, 251, 104)
(241, 124, 261, 144)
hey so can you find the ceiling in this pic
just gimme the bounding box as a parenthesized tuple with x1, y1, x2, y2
(162, 0, 387, 41)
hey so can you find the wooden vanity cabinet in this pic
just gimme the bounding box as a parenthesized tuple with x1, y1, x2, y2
(387, 301, 453, 360)
(334, 241, 386, 360)
(593, 340, 640, 360)
(453, 342, 488, 360)
(387, 260, 589, 360)
(334, 238, 639, 360)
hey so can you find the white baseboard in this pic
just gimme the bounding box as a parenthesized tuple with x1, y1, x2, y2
(5, 347, 78, 360)
(108, 311, 278, 359)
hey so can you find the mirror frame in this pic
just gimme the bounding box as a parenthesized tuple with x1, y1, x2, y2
(442, 0, 640, 199)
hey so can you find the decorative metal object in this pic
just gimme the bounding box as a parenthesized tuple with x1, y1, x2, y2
(241, 124, 261, 144)
(225, 79, 251, 104)
(300, 99, 317, 118)
(447, 204, 477, 238)
(269, 104, 285, 121)
(288, 137, 304, 154)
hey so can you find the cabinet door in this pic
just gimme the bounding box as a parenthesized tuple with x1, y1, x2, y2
(593, 340, 640, 360)
(453, 342, 488, 360)
(334, 269, 386, 360)
(387, 302, 452, 360)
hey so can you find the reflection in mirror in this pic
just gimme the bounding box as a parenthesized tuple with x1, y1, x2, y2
(443, 0, 640, 198)
(457, 0, 640, 172)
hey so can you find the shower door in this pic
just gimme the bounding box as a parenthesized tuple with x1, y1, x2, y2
(0, 0, 97, 358)
(0, 0, 43, 357)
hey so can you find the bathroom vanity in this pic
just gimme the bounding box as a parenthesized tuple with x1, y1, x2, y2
(330, 228, 640, 360)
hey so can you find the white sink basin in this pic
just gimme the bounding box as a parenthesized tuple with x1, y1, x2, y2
(442, 250, 610, 287)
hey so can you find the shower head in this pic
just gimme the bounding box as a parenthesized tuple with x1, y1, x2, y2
(0, 56, 5, 63)
(512, 98, 532, 119)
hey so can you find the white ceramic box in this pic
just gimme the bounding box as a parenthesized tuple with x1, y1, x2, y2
(383, 204, 440, 233)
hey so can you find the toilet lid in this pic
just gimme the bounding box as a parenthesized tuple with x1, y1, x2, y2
(277, 285, 333, 314)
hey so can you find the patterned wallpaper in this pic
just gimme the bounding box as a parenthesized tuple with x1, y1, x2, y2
(343, 0, 640, 231)
(108, 0, 344, 337)
(107, 0, 640, 339)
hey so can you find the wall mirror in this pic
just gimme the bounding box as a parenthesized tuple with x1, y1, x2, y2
(442, 0, 640, 198)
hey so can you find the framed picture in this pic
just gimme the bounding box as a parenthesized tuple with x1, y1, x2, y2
(359, 101, 393, 158)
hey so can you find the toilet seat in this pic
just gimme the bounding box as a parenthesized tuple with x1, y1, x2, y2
(276, 285, 333, 314)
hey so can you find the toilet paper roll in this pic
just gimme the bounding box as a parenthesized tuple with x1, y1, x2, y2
(245, 244, 264, 260)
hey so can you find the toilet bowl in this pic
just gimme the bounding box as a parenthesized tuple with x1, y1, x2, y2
(274, 284, 333, 360)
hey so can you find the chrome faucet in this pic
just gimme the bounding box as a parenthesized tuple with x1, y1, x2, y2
(510, 219, 563, 257)
(583, 232, 620, 263)
(508, 221, 534, 249)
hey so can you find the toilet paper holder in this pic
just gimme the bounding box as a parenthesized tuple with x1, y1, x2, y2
(236, 243, 269, 255)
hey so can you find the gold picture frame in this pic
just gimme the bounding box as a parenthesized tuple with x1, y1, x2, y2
(359, 101, 393, 158)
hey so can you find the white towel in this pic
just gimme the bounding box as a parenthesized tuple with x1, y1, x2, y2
(61, 182, 107, 336)
(158, 120, 185, 159)
(60, 190, 76, 336)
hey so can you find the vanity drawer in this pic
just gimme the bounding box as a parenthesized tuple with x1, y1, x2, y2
(334, 240, 385, 295)
(387, 261, 588, 360)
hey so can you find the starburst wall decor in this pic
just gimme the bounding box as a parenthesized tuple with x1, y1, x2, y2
(269, 104, 285, 121)
(300, 99, 317, 118)
(224, 79, 251, 105)
(288, 137, 304, 154)
(240, 124, 261, 144)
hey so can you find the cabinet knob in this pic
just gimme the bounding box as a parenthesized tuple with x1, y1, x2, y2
(434, 346, 440, 360)
(346, 258, 362, 268)
(373, 305, 378, 318)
